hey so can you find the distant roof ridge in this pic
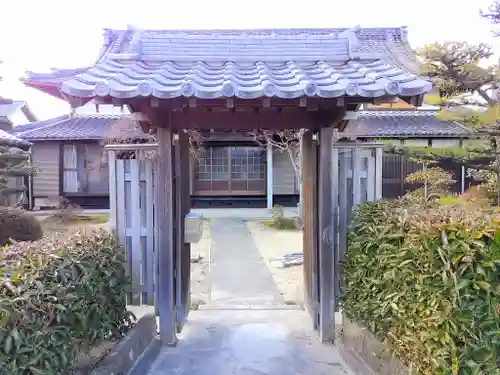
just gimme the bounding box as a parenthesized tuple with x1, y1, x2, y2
(101, 25, 409, 38)
(100, 25, 410, 62)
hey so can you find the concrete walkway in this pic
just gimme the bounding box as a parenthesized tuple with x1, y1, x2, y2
(208, 218, 285, 306)
(142, 217, 352, 375)
(147, 309, 352, 375)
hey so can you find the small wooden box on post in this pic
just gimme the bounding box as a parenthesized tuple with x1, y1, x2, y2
(22, 25, 431, 345)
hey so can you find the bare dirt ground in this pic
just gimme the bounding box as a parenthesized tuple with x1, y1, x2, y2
(38, 213, 110, 235)
(245, 221, 304, 305)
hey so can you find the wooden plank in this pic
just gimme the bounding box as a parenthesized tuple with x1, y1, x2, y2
(318, 126, 335, 343)
(115, 160, 129, 302)
(174, 134, 183, 330)
(301, 130, 319, 329)
(331, 147, 340, 313)
(144, 155, 156, 305)
(108, 151, 117, 232)
(352, 147, 362, 208)
(166, 108, 315, 130)
(366, 150, 375, 202)
(178, 132, 192, 331)
(375, 147, 383, 200)
(338, 150, 348, 271)
(156, 128, 177, 345)
(153, 158, 160, 317)
(130, 159, 142, 305)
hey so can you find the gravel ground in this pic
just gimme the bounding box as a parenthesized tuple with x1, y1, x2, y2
(245, 221, 304, 305)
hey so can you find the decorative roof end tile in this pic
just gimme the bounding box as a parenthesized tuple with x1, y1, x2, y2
(338, 25, 360, 58)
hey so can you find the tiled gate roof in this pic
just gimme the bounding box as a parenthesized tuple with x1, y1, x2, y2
(24, 26, 431, 100)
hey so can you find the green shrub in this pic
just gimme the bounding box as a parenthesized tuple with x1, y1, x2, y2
(0, 206, 43, 246)
(269, 205, 298, 230)
(342, 199, 500, 375)
(0, 230, 135, 375)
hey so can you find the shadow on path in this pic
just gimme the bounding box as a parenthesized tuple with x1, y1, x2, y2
(147, 310, 351, 375)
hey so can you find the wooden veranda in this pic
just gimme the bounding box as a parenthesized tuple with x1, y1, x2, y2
(23, 26, 432, 345)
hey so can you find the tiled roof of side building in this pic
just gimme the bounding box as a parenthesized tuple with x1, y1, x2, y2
(23, 26, 431, 100)
(346, 110, 472, 138)
(0, 128, 31, 147)
(11, 114, 149, 141)
(0, 100, 26, 118)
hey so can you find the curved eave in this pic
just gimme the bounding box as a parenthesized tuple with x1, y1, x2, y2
(23, 81, 66, 100)
(58, 59, 433, 101)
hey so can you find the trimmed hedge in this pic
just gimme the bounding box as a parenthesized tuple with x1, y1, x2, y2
(0, 230, 135, 375)
(342, 199, 500, 375)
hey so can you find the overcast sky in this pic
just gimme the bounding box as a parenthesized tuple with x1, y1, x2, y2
(0, 0, 499, 120)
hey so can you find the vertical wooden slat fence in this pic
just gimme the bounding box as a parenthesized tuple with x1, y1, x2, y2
(106, 144, 158, 306)
(332, 142, 384, 311)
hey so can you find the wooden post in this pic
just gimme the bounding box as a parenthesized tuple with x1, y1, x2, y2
(174, 132, 192, 332)
(301, 130, 319, 329)
(156, 128, 177, 345)
(352, 146, 362, 208)
(338, 149, 348, 266)
(318, 126, 335, 343)
(144, 152, 156, 305)
(375, 147, 383, 200)
(266, 144, 273, 209)
(108, 150, 117, 232)
(130, 155, 142, 305)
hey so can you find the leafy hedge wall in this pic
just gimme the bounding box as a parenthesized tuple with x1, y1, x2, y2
(0, 230, 135, 375)
(342, 199, 500, 375)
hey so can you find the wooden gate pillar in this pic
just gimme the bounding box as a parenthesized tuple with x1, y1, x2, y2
(156, 128, 177, 345)
(317, 126, 336, 343)
(173, 132, 192, 333)
(301, 130, 319, 330)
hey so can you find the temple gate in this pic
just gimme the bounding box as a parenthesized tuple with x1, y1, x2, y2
(23, 26, 431, 344)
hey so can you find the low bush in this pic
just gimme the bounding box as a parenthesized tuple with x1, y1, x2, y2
(267, 205, 299, 230)
(342, 199, 500, 375)
(0, 206, 43, 246)
(0, 230, 135, 375)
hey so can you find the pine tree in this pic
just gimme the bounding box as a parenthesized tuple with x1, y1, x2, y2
(386, 3, 500, 203)
(0, 143, 32, 206)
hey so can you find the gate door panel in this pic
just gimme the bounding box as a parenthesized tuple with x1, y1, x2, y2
(173, 133, 191, 333)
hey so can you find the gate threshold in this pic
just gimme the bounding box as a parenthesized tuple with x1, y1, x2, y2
(198, 304, 304, 311)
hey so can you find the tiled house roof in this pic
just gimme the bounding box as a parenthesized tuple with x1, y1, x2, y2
(346, 110, 471, 138)
(13, 110, 470, 143)
(23, 26, 431, 100)
(0, 128, 31, 148)
(11, 114, 148, 142)
(0, 100, 25, 118)
(0, 99, 37, 124)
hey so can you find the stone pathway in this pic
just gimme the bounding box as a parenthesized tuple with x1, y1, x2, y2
(144, 217, 352, 375)
(147, 309, 352, 375)
(208, 218, 285, 306)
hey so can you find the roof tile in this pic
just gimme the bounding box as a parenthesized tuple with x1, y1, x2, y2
(0, 100, 26, 118)
(24, 27, 432, 100)
(11, 115, 148, 142)
(346, 110, 471, 138)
